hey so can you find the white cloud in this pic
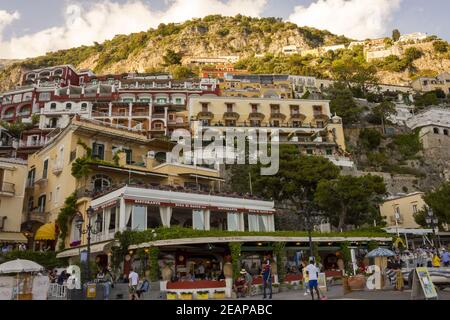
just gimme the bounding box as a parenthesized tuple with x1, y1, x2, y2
(288, 0, 402, 40)
(0, 0, 267, 59)
(0, 10, 20, 35)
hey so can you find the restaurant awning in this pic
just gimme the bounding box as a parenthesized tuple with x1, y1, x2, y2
(34, 223, 56, 241)
(0, 232, 28, 243)
(56, 240, 116, 259)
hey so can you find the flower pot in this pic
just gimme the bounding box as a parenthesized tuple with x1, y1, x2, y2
(196, 293, 209, 300)
(213, 292, 226, 299)
(348, 275, 366, 291)
(166, 293, 177, 300)
(180, 293, 193, 300)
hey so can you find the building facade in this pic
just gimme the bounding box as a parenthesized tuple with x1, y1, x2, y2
(411, 72, 450, 94)
(0, 157, 28, 244)
(379, 192, 426, 229)
(219, 74, 293, 99)
(188, 96, 347, 156)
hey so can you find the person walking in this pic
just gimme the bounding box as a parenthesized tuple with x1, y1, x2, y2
(441, 249, 450, 267)
(262, 259, 272, 300)
(128, 268, 139, 300)
(302, 261, 310, 296)
(305, 258, 322, 301)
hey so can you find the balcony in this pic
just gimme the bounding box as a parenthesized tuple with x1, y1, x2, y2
(152, 113, 165, 119)
(2, 114, 15, 120)
(290, 113, 307, 121)
(248, 112, 265, 121)
(91, 111, 109, 117)
(28, 210, 50, 224)
(223, 112, 240, 120)
(0, 182, 15, 196)
(270, 112, 287, 121)
(34, 176, 48, 188)
(197, 111, 214, 120)
(132, 112, 149, 117)
(111, 112, 128, 117)
(52, 160, 64, 175)
(19, 140, 46, 148)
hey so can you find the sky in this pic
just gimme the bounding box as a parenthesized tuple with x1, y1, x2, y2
(0, 0, 448, 59)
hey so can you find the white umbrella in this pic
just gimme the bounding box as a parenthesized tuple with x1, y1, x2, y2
(0, 259, 44, 274)
(366, 248, 396, 258)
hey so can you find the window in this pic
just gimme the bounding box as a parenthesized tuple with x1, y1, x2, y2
(193, 210, 206, 230)
(66, 103, 72, 110)
(175, 98, 182, 104)
(251, 104, 258, 113)
(156, 98, 167, 104)
(146, 206, 161, 229)
(81, 103, 88, 111)
(326, 149, 333, 155)
(91, 174, 112, 192)
(316, 121, 324, 128)
(225, 120, 236, 127)
(54, 186, 60, 204)
(201, 120, 210, 126)
(444, 129, 449, 136)
(92, 142, 105, 160)
(27, 197, 34, 212)
(270, 104, 280, 113)
(42, 159, 48, 179)
(292, 121, 300, 128)
(50, 103, 57, 110)
(273, 120, 280, 127)
(109, 207, 117, 232)
(38, 195, 46, 213)
(227, 213, 240, 231)
(123, 148, 132, 165)
(307, 149, 313, 155)
(201, 103, 208, 112)
(27, 168, 36, 187)
(132, 206, 147, 231)
(433, 128, 439, 134)
(39, 92, 50, 101)
(70, 150, 77, 162)
(226, 103, 233, 112)
(412, 204, 418, 214)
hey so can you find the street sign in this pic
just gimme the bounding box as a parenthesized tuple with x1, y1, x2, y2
(411, 267, 438, 300)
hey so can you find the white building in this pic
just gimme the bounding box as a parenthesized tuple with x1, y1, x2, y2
(398, 32, 428, 43)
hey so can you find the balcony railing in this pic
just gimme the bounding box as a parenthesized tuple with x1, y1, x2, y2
(132, 112, 149, 117)
(19, 140, 46, 148)
(0, 182, 15, 195)
(52, 160, 64, 175)
(223, 112, 240, 120)
(111, 112, 128, 117)
(197, 111, 214, 120)
(28, 210, 50, 224)
(152, 113, 165, 119)
(202, 122, 321, 130)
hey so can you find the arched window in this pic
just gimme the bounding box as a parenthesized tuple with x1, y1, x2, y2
(50, 103, 57, 110)
(70, 217, 81, 243)
(433, 128, 439, 134)
(81, 103, 88, 111)
(66, 103, 72, 110)
(91, 174, 112, 192)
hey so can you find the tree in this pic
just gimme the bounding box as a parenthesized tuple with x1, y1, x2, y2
(315, 175, 387, 230)
(433, 40, 449, 53)
(392, 29, 401, 42)
(163, 49, 182, 66)
(359, 128, 382, 150)
(414, 92, 440, 108)
(169, 65, 196, 80)
(414, 182, 450, 229)
(372, 100, 396, 134)
(252, 145, 340, 202)
(327, 82, 363, 125)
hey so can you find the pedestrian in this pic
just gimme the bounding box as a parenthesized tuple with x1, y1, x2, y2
(302, 261, 310, 296)
(305, 258, 322, 301)
(233, 270, 248, 298)
(441, 249, 449, 267)
(432, 253, 441, 268)
(128, 268, 139, 300)
(261, 259, 272, 300)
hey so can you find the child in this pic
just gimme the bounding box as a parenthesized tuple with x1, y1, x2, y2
(302, 262, 310, 296)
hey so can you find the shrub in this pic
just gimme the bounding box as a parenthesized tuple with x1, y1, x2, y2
(392, 130, 422, 160)
(0, 250, 66, 270)
(359, 128, 382, 150)
(433, 40, 449, 53)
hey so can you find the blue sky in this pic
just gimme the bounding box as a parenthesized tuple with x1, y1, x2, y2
(0, 0, 448, 59)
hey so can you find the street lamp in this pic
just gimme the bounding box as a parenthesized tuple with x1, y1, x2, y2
(425, 208, 440, 248)
(301, 201, 322, 260)
(76, 206, 102, 282)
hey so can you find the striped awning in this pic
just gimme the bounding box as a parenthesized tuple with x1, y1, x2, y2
(0, 232, 27, 243)
(34, 223, 56, 241)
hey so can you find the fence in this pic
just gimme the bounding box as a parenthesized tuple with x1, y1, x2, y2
(48, 283, 67, 299)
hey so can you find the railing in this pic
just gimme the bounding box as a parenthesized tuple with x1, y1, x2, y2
(132, 112, 150, 117)
(152, 113, 165, 119)
(202, 122, 321, 129)
(28, 211, 49, 224)
(48, 284, 67, 299)
(111, 112, 128, 117)
(91, 111, 109, 117)
(52, 160, 64, 174)
(0, 182, 15, 195)
(2, 114, 14, 119)
(19, 140, 46, 148)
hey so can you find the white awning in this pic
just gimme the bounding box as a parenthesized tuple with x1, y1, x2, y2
(56, 241, 115, 259)
(383, 227, 433, 235)
(0, 232, 28, 243)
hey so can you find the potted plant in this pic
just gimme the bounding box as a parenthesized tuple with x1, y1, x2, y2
(347, 270, 367, 291)
(213, 290, 226, 299)
(196, 291, 209, 300)
(180, 292, 193, 300)
(166, 292, 178, 300)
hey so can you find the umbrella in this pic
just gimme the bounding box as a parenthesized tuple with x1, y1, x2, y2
(366, 248, 396, 258)
(0, 259, 44, 274)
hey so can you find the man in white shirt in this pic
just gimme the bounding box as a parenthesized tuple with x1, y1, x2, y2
(128, 268, 139, 300)
(305, 258, 322, 300)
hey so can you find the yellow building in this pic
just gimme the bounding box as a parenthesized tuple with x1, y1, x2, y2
(24, 116, 223, 252)
(219, 75, 293, 99)
(0, 158, 28, 244)
(189, 96, 346, 156)
(379, 192, 426, 229)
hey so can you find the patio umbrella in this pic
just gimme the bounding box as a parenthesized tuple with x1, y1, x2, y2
(0, 259, 44, 274)
(366, 248, 396, 258)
